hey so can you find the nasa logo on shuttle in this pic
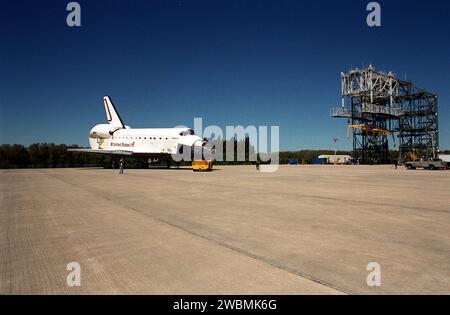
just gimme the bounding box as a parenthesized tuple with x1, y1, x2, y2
(111, 142, 135, 148)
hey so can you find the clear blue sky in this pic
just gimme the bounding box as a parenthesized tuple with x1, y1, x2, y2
(1, 0, 449, 151)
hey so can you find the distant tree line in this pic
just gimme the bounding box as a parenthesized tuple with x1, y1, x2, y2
(0, 143, 112, 169)
(2, 142, 448, 169)
(0, 140, 257, 169)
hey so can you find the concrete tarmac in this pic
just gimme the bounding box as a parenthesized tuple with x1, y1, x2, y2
(1, 166, 449, 294)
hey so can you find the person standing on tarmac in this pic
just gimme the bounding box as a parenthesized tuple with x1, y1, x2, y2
(119, 158, 124, 174)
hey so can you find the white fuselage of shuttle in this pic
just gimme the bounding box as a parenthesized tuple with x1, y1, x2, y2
(89, 126, 204, 155)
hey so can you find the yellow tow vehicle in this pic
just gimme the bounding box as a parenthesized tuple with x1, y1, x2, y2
(192, 160, 214, 172)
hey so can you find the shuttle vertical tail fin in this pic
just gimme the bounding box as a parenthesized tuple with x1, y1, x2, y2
(103, 96, 125, 128)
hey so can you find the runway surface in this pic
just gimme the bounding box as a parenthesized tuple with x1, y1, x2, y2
(1, 166, 449, 294)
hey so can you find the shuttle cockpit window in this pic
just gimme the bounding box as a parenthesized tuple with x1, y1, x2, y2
(179, 129, 195, 136)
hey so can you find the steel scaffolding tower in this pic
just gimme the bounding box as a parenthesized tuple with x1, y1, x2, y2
(331, 65, 439, 164)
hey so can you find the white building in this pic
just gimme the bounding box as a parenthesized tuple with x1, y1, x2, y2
(318, 155, 352, 165)
(439, 155, 450, 163)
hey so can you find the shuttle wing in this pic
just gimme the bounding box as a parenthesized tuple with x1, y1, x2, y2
(67, 148, 133, 156)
